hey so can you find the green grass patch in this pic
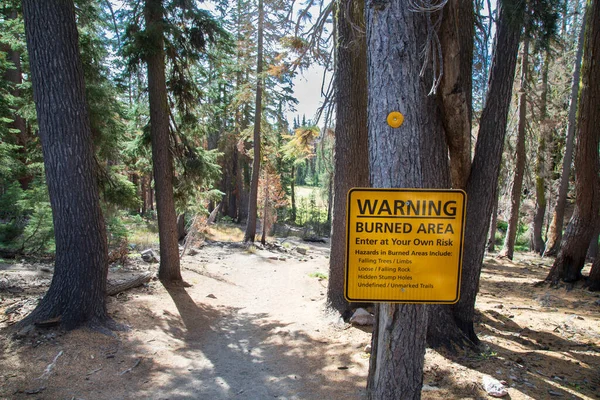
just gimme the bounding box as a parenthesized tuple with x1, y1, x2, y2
(309, 271, 328, 280)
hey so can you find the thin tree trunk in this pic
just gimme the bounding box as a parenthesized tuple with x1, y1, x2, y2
(145, 0, 182, 283)
(141, 175, 148, 215)
(261, 171, 268, 244)
(587, 226, 599, 260)
(452, 0, 525, 343)
(290, 165, 296, 222)
(244, 0, 264, 243)
(365, 0, 450, 397)
(500, 35, 530, 260)
(488, 192, 499, 252)
(327, 0, 369, 315)
(546, 0, 600, 284)
(149, 175, 154, 211)
(544, 10, 586, 256)
(532, 51, 551, 255)
(20, 0, 112, 330)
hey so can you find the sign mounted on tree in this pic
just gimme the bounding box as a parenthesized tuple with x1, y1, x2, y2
(345, 188, 466, 303)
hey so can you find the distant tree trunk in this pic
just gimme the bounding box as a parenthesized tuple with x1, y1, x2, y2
(546, 0, 600, 284)
(544, 11, 586, 256)
(488, 192, 499, 252)
(532, 51, 551, 255)
(327, 0, 369, 315)
(588, 244, 600, 291)
(177, 214, 186, 241)
(451, 0, 525, 343)
(237, 149, 249, 223)
(500, 35, 529, 260)
(261, 170, 268, 244)
(437, 0, 474, 189)
(145, 0, 182, 283)
(290, 164, 296, 222)
(587, 227, 599, 260)
(149, 175, 154, 210)
(141, 175, 148, 215)
(244, 0, 264, 243)
(227, 148, 239, 220)
(365, 0, 451, 397)
(20, 0, 112, 330)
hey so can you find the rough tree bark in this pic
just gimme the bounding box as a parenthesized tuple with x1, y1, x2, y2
(244, 0, 264, 243)
(365, 0, 451, 397)
(546, 0, 600, 284)
(488, 192, 499, 252)
(426, 0, 475, 350)
(451, 0, 525, 343)
(19, 0, 113, 330)
(544, 11, 586, 256)
(145, 0, 182, 283)
(326, 0, 369, 315)
(500, 35, 529, 260)
(531, 51, 551, 255)
(437, 0, 474, 190)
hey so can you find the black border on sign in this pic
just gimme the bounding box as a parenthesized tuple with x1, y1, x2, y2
(343, 188, 467, 304)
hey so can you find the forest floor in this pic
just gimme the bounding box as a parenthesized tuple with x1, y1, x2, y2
(0, 228, 599, 399)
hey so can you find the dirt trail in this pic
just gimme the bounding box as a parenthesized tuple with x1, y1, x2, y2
(1, 239, 599, 399)
(1, 240, 370, 399)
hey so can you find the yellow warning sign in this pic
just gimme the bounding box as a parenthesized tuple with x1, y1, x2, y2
(345, 188, 466, 304)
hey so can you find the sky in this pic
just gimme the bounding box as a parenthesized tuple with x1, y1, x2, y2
(288, 64, 332, 126)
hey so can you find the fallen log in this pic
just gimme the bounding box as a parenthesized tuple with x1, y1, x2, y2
(106, 272, 153, 296)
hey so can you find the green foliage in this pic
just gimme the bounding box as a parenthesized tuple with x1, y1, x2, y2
(105, 211, 129, 249)
(497, 220, 508, 232)
(296, 192, 329, 237)
(308, 271, 327, 279)
(0, 177, 54, 255)
(101, 170, 141, 211)
(0, 181, 26, 243)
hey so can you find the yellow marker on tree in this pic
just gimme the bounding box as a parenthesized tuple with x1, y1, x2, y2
(387, 111, 404, 128)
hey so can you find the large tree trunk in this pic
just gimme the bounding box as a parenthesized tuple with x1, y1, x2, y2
(546, 0, 600, 284)
(500, 36, 530, 260)
(451, 0, 524, 344)
(326, 0, 369, 315)
(243, 0, 264, 243)
(145, 0, 182, 283)
(437, 0, 474, 189)
(425, 0, 475, 350)
(20, 0, 112, 330)
(365, 1, 450, 397)
(544, 11, 586, 256)
(531, 51, 551, 255)
(588, 253, 600, 291)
